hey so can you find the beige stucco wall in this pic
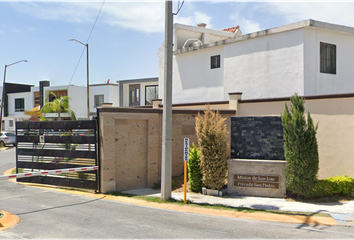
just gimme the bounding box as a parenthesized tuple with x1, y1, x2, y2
(238, 97, 354, 179)
(98, 107, 234, 193)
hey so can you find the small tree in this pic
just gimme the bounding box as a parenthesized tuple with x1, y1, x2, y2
(195, 106, 229, 190)
(281, 93, 319, 197)
(188, 143, 203, 193)
(40, 93, 76, 121)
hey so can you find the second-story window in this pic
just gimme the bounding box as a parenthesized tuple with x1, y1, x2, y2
(94, 95, 104, 107)
(145, 85, 159, 105)
(15, 98, 25, 112)
(211, 55, 220, 69)
(129, 84, 140, 106)
(320, 42, 336, 74)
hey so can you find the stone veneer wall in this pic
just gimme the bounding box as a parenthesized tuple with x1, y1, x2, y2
(230, 117, 285, 160)
(98, 107, 235, 193)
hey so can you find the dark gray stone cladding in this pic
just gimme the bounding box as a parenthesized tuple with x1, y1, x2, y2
(231, 117, 285, 160)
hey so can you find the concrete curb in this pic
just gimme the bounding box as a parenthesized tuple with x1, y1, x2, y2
(0, 211, 20, 231)
(0, 168, 338, 227)
(54, 190, 338, 226)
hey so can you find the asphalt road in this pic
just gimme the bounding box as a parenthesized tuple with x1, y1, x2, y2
(1, 148, 354, 239)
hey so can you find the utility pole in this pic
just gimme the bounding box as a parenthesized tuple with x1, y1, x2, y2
(69, 39, 90, 120)
(161, 0, 173, 200)
(0, 60, 27, 135)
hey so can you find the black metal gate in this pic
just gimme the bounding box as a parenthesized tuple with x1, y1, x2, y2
(15, 120, 100, 192)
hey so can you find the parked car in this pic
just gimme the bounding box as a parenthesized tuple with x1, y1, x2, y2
(0, 131, 16, 147)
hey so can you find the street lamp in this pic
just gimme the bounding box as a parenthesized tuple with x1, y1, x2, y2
(69, 39, 90, 120)
(0, 60, 28, 135)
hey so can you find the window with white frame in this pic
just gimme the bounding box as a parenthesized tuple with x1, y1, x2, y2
(15, 98, 25, 112)
(9, 120, 13, 127)
(94, 95, 104, 107)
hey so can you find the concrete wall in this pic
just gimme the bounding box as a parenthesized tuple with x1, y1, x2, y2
(89, 84, 119, 114)
(159, 25, 306, 105)
(227, 159, 286, 198)
(171, 46, 225, 104)
(224, 29, 304, 100)
(304, 27, 354, 95)
(8, 92, 32, 118)
(98, 106, 234, 193)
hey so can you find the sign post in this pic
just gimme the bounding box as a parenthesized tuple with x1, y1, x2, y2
(183, 138, 189, 204)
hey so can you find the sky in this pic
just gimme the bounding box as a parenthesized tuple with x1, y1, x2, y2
(2, 0, 354, 87)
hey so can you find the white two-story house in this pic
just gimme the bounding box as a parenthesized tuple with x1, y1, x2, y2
(1, 77, 159, 131)
(158, 19, 354, 104)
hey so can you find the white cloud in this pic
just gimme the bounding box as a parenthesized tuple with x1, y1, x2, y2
(175, 11, 213, 28)
(230, 13, 260, 34)
(8, 2, 166, 33)
(267, 2, 354, 27)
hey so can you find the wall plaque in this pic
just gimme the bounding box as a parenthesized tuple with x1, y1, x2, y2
(234, 174, 280, 189)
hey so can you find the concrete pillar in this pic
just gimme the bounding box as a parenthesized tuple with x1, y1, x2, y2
(228, 92, 242, 116)
(152, 99, 162, 109)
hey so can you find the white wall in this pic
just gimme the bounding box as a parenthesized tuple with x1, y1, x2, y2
(164, 28, 306, 104)
(43, 85, 87, 120)
(90, 84, 119, 113)
(224, 29, 305, 100)
(171, 46, 225, 104)
(67, 86, 87, 119)
(8, 92, 32, 117)
(304, 28, 354, 95)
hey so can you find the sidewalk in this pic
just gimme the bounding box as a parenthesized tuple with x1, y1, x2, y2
(122, 188, 354, 226)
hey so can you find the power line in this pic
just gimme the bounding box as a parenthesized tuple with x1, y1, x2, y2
(173, 0, 184, 15)
(67, 0, 105, 88)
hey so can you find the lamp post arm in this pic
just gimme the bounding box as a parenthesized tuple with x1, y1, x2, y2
(7, 60, 27, 67)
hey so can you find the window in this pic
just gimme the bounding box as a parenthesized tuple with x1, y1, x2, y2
(211, 55, 220, 69)
(15, 98, 25, 112)
(320, 42, 336, 74)
(129, 84, 140, 106)
(9, 120, 13, 127)
(94, 95, 104, 107)
(145, 85, 159, 105)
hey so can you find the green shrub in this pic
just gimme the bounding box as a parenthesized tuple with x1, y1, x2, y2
(195, 106, 229, 190)
(308, 175, 354, 198)
(188, 143, 203, 193)
(281, 93, 319, 197)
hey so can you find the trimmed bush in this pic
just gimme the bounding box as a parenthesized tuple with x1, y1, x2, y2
(281, 93, 319, 197)
(308, 176, 354, 198)
(188, 143, 203, 193)
(195, 106, 229, 190)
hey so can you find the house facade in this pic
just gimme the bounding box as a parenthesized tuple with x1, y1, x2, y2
(1, 78, 159, 131)
(117, 77, 158, 107)
(158, 19, 354, 104)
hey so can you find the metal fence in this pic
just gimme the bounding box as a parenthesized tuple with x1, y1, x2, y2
(15, 120, 100, 192)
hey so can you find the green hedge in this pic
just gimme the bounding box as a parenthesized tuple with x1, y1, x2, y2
(308, 175, 354, 198)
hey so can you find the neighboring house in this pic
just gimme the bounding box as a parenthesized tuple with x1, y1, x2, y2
(158, 19, 354, 104)
(90, 83, 119, 115)
(1, 77, 159, 130)
(116, 77, 158, 107)
(0, 83, 33, 131)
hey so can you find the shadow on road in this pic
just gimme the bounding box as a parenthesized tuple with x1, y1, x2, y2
(15, 196, 105, 216)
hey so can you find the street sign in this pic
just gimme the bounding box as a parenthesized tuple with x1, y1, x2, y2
(184, 138, 189, 161)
